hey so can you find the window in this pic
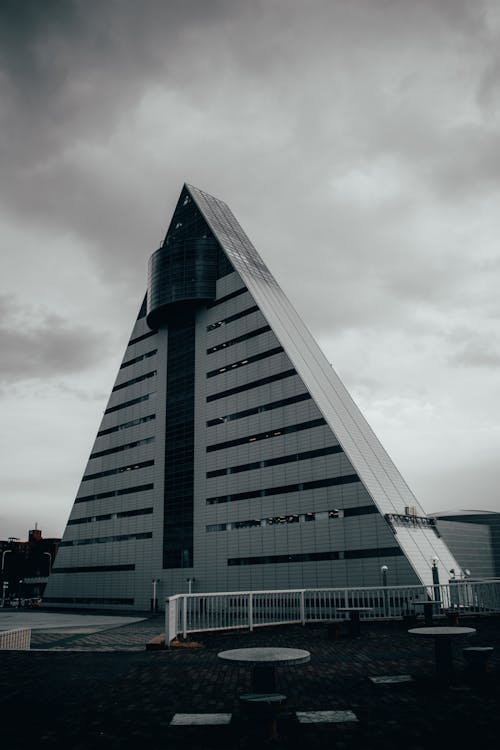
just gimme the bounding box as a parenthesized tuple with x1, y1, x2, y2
(128, 330, 156, 346)
(120, 350, 157, 369)
(207, 444, 342, 477)
(98, 414, 155, 437)
(207, 325, 270, 353)
(207, 474, 360, 505)
(207, 347, 283, 378)
(206, 418, 326, 453)
(207, 369, 296, 402)
(112, 371, 156, 392)
(207, 305, 259, 331)
(105, 393, 155, 415)
(90, 436, 154, 460)
(75, 483, 154, 504)
(82, 460, 154, 482)
(206, 286, 247, 309)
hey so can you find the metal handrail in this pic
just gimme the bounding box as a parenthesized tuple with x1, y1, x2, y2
(165, 579, 500, 645)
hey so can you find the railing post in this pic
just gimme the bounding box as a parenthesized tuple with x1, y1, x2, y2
(249, 592, 254, 631)
(166, 597, 178, 647)
(182, 594, 188, 639)
(300, 590, 306, 625)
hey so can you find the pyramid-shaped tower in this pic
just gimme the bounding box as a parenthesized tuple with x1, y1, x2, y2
(44, 185, 460, 611)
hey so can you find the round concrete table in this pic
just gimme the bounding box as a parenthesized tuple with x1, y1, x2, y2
(409, 626, 476, 680)
(218, 646, 310, 692)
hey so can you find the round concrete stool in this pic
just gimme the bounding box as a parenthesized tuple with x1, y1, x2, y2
(239, 693, 287, 741)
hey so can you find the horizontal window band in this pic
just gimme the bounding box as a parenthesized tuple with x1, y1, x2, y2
(117, 507, 154, 518)
(207, 305, 259, 332)
(105, 393, 155, 415)
(82, 460, 154, 482)
(97, 414, 156, 437)
(128, 329, 157, 346)
(207, 473, 360, 505)
(43, 597, 134, 605)
(207, 346, 283, 378)
(51, 564, 135, 574)
(112, 370, 156, 392)
(90, 436, 154, 460)
(206, 505, 377, 532)
(207, 444, 343, 477)
(207, 325, 271, 354)
(228, 546, 404, 566)
(206, 286, 248, 308)
(344, 505, 379, 517)
(67, 507, 153, 525)
(75, 483, 154, 504)
(207, 393, 311, 427)
(59, 531, 152, 547)
(207, 508, 342, 532)
(120, 349, 157, 369)
(206, 418, 326, 453)
(207, 369, 297, 402)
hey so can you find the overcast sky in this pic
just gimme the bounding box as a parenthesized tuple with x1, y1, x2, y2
(1, 0, 500, 540)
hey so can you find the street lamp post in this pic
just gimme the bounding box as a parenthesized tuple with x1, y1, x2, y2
(381, 565, 389, 614)
(1, 549, 12, 572)
(381, 565, 388, 587)
(151, 579, 159, 613)
(431, 557, 440, 611)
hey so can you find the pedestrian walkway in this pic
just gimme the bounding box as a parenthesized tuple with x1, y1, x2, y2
(1, 613, 499, 749)
(30, 615, 162, 651)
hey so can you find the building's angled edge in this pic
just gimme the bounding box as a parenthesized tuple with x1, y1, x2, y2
(186, 183, 460, 587)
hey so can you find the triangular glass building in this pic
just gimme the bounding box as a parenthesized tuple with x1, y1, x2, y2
(44, 184, 460, 611)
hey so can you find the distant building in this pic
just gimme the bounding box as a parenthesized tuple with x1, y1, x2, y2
(44, 184, 460, 612)
(0, 528, 60, 602)
(433, 510, 500, 580)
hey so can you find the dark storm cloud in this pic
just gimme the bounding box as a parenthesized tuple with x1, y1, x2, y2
(0, 294, 109, 384)
(1, 0, 499, 342)
(2, 0, 498, 273)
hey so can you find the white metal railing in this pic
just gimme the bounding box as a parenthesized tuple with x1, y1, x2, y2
(165, 579, 500, 645)
(0, 627, 31, 650)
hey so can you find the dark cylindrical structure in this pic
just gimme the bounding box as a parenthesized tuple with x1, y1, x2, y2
(146, 235, 218, 329)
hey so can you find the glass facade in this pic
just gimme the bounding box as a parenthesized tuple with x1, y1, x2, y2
(146, 188, 232, 328)
(163, 314, 195, 569)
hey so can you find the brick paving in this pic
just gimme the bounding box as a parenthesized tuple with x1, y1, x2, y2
(1, 614, 499, 749)
(30, 616, 163, 651)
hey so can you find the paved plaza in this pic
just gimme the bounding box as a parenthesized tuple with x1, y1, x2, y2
(0, 609, 145, 631)
(0, 613, 499, 749)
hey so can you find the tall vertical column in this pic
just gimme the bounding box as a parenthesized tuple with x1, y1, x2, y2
(163, 313, 195, 569)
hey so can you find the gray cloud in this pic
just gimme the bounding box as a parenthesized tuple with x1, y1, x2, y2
(445, 325, 500, 368)
(2, 0, 498, 283)
(0, 294, 110, 384)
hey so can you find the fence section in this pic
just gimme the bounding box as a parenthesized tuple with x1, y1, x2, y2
(165, 579, 500, 644)
(0, 627, 31, 650)
(165, 579, 500, 643)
